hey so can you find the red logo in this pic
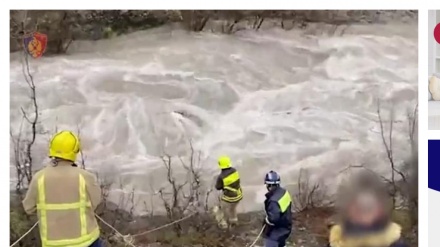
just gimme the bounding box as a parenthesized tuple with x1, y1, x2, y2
(23, 32, 48, 59)
(435, 23, 440, 45)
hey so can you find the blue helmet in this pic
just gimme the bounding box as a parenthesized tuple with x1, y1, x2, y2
(264, 170, 280, 185)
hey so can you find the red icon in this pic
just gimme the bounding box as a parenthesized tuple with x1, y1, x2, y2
(435, 23, 440, 44)
(23, 32, 48, 59)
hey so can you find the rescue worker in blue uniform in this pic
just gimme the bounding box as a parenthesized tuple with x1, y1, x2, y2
(262, 170, 292, 247)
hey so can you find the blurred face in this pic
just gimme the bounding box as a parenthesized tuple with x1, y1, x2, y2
(266, 184, 276, 192)
(346, 193, 385, 226)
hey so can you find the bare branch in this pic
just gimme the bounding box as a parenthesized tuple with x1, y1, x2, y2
(12, 38, 40, 191)
(76, 125, 86, 169)
(292, 168, 330, 213)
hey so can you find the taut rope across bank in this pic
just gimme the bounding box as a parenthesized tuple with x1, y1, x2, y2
(131, 211, 198, 237)
(94, 214, 136, 247)
(10, 221, 39, 247)
(10, 212, 198, 247)
(10, 211, 268, 247)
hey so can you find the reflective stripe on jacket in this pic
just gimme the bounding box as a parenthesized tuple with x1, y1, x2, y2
(276, 189, 292, 213)
(23, 161, 102, 247)
(215, 167, 243, 203)
(263, 186, 293, 242)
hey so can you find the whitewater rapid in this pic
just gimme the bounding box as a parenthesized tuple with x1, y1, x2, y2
(10, 23, 417, 213)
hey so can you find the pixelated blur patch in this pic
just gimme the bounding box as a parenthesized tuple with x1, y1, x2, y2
(435, 23, 440, 45)
(23, 32, 48, 59)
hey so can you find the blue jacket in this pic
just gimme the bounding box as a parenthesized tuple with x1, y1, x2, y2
(327, 221, 408, 247)
(263, 186, 292, 242)
(390, 240, 409, 247)
(89, 239, 103, 247)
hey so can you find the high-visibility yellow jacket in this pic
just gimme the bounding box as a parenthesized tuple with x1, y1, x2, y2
(22, 160, 102, 247)
(215, 167, 243, 203)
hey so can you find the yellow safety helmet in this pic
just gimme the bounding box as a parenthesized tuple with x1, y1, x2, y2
(218, 156, 232, 169)
(49, 130, 81, 162)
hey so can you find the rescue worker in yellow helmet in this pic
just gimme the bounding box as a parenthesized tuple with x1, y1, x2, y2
(22, 130, 103, 247)
(214, 156, 243, 229)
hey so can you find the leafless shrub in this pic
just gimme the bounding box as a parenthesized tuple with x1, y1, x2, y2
(94, 172, 139, 225)
(97, 173, 112, 208)
(339, 101, 418, 228)
(292, 168, 331, 213)
(376, 102, 402, 207)
(92, 171, 139, 246)
(252, 14, 265, 31)
(220, 20, 239, 34)
(155, 141, 205, 236)
(76, 125, 86, 169)
(376, 101, 418, 210)
(402, 104, 418, 226)
(11, 37, 39, 191)
(217, 11, 265, 34)
(402, 151, 418, 226)
(181, 10, 210, 32)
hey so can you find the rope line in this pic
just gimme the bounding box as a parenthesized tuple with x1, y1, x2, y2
(95, 214, 136, 247)
(11, 211, 263, 247)
(132, 211, 197, 237)
(10, 221, 38, 247)
(246, 225, 265, 247)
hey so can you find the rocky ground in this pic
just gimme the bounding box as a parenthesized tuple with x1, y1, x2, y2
(104, 207, 416, 247)
(10, 193, 417, 247)
(10, 10, 417, 55)
(96, 206, 334, 247)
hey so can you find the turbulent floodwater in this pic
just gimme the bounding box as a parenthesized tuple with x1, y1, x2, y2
(10, 23, 418, 213)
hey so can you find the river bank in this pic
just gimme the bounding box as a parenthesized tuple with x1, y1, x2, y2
(10, 192, 417, 247)
(10, 10, 417, 55)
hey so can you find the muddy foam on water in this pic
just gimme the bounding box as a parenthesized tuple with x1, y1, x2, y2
(10, 23, 417, 214)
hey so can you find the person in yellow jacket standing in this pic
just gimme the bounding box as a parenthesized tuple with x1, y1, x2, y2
(213, 156, 243, 229)
(22, 130, 103, 247)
